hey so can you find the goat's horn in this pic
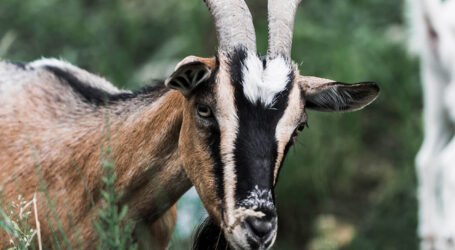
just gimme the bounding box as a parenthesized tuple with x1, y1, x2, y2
(267, 0, 301, 58)
(204, 0, 256, 52)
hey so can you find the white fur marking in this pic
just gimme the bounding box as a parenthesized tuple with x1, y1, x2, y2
(225, 208, 265, 250)
(274, 83, 302, 184)
(216, 56, 239, 228)
(241, 53, 291, 106)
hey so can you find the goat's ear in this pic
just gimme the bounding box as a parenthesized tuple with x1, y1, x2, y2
(165, 56, 216, 96)
(299, 76, 380, 112)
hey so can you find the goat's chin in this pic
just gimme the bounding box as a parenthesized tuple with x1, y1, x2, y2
(192, 217, 276, 250)
(224, 226, 276, 250)
(224, 226, 251, 250)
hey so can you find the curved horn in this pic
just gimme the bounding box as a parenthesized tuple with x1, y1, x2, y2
(204, 0, 256, 52)
(267, 0, 301, 58)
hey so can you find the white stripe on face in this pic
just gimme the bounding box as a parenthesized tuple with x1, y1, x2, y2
(216, 54, 239, 227)
(274, 78, 303, 185)
(241, 53, 291, 107)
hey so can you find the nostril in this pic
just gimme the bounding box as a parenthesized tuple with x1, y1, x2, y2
(246, 217, 274, 238)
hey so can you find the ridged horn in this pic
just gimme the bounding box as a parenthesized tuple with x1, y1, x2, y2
(267, 0, 301, 58)
(204, 0, 257, 52)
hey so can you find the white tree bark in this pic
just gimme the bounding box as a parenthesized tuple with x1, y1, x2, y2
(409, 0, 455, 249)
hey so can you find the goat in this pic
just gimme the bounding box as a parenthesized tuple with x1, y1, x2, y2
(0, 0, 380, 249)
(408, 0, 455, 249)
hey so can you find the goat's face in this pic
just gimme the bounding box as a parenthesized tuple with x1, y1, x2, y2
(165, 48, 379, 250)
(162, 0, 379, 248)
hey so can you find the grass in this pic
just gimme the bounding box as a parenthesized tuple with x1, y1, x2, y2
(0, 157, 137, 249)
(94, 147, 137, 250)
(0, 194, 41, 250)
(0, 159, 137, 249)
(0, 118, 137, 249)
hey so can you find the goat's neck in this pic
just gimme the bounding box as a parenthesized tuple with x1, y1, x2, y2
(98, 90, 191, 221)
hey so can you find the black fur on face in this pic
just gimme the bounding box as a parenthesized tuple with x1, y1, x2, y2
(191, 48, 301, 249)
(227, 47, 294, 208)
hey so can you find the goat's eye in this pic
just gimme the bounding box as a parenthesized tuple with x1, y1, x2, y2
(297, 122, 308, 132)
(292, 122, 308, 138)
(292, 131, 298, 138)
(197, 104, 212, 118)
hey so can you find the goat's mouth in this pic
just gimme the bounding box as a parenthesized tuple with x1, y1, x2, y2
(221, 207, 278, 250)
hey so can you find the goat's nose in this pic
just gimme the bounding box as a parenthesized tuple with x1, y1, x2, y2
(245, 217, 275, 239)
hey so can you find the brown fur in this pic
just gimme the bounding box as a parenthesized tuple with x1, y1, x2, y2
(134, 205, 177, 249)
(0, 61, 207, 249)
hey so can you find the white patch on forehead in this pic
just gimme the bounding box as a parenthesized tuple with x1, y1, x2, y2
(241, 53, 291, 106)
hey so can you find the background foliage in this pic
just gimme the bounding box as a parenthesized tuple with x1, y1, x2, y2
(0, 0, 421, 249)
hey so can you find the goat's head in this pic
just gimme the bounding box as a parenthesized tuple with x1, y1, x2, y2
(164, 0, 379, 249)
